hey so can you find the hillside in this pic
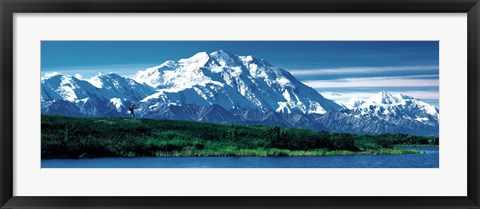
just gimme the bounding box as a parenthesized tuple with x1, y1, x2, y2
(41, 115, 438, 159)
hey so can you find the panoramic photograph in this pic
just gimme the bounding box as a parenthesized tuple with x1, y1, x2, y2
(40, 41, 439, 168)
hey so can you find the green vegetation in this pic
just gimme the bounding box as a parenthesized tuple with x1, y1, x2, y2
(41, 115, 438, 159)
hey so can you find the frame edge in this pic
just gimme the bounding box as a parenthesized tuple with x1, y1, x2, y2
(468, 1, 480, 207)
(0, 0, 14, 208)
(1, 0, 480, 209)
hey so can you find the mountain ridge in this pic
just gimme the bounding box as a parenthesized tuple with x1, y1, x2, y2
(132, 50, 342, 115)
(41, 50, 439, 136)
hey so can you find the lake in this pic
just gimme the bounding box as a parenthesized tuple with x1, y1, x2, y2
(41, 147, 438, 168)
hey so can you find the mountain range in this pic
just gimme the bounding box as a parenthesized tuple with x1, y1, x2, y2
(41, 50, 439, 136)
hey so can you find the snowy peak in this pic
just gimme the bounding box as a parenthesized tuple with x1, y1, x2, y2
(343, 91, 439, 126)
(89, 72, 139, 88)
(132, 61, 178, 88)
(41, 72, 62, 81)
(209, 50, 240, 67)
(133, 50, 275, 89)
(42, 72, 156, 105)
(179, 51, 210, 67)
(132, 50, 342, 114)
(358, 91, 438, 113)
(88, 72, 116, 88)
(42, 74, 102, 103)
(365, 91, 402, 106)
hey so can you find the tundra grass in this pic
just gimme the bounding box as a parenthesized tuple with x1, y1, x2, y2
(41, 115, 433, 158)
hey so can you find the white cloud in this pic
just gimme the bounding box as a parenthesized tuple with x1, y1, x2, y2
(322, 91, 438, 101)
(289, 65, 438, 76)
(321, 91, 376, 102)
(304, 75, 438, 88)
(42, 63, 156, 79)
(321, 90, 439, 107)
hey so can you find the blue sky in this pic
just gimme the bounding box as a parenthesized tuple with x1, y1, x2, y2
(41, 41, 439, 107)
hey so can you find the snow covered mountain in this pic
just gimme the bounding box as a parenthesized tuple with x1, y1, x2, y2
(345, 91, 439, 126)
(313, 91, 439, 136)
(41, 50, 439, 136)
(133, 50, 342, 115)
(41, 73, 156, 116)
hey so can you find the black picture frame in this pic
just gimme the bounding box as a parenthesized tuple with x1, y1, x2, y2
(1, 0, 479, 208)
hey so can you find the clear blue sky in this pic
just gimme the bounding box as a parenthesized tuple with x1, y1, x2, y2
(41, 41, 439, 107)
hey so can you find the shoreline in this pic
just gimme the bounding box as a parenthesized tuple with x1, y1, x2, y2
(42, 148, 422, 159)
(395, 144, 439, 147)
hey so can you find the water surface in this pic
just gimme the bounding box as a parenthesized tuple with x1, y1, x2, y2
(42, 147, 438, 168)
